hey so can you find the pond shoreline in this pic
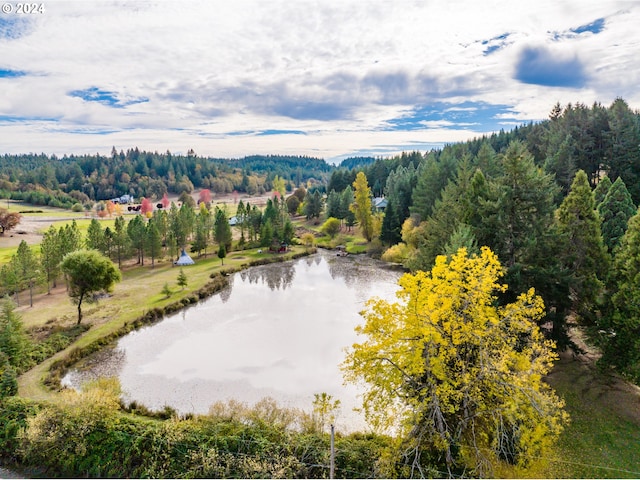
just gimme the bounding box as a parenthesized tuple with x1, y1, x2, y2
(44, 248, 317, 392)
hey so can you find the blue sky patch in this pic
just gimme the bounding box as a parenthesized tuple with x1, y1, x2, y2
(571, 18, 605, 35)
(257, 129, 306, 136)
(481, 33, 511, 56)
(385, 101, 521, 132)
(69, 87, 148, 108)
(515, 47, 587, 88)
(0, 16, 31, 40)
(0, 114, 58, 123)
(0, 68, 26, 78)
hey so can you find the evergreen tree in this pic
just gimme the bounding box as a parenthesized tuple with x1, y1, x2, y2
(178, 202, 196, 242)
(40, 225, 61, 293)
(0, 354, 18, 398)
(410, 151, 456, 221)
(340, 187, 356, 229)
(406, 161, 477, 271)
(59, 221, 82, 258)
(193, 207, 211, 257)
(556, 170, 609, 324)
(592, 175, 612, 207)
(605, 98, 640, 203)
(598, 177, 636, 252)
(177, 268, 188, 290)
(13, 240, 41, 307)
(214, 207, 232, 250)
(145, 218, 163, 268)
(86, 218, 105, 252)
(303, 190, 323, 220)
(0, 264, 19, 305)
(325, 190, 342, 220)
(544, 134, 576, 195)
(168, 202, 185, 256)
(602, 206, 640, 381)
(127, 214, 146, 266)
(113, 215, 129, 268)
(380, 201, 401, 245)
(486, 140, 559, 269)
(218, 244, 227, 266)
(0, 298, 30, 370)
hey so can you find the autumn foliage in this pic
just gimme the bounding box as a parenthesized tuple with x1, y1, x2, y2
(0, 208, 21, 235)
(343, 247, 567, 477)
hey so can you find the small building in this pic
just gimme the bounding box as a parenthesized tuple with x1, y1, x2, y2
(175, 249, 195, 266)
(373, 197, 388, 211)
(112, 194, 133, 204)
(228, 216, 239, 226)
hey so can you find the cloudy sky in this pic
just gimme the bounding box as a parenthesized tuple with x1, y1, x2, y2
(1, 1, 639, 163)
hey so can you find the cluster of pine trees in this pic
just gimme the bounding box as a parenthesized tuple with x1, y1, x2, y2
(326, 98, 640, 381)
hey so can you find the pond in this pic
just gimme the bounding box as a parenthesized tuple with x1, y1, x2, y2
(62, 250, 403, 432)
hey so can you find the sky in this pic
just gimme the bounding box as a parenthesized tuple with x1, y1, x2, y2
(1, 1, 639, 164)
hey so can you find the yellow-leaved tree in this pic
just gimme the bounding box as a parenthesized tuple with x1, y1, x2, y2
(342, 247, 567, 478)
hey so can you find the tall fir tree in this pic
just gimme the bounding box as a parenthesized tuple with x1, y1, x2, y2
(601, 206, 640, 381)
(598, 177, 636, 253)
(556, 170, 609, 324)
(592, 175, 612, 207)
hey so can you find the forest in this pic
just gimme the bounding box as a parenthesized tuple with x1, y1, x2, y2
(1, 97, 640, 478)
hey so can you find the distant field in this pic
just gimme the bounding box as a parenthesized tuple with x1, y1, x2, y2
(2, 200, 85, 218)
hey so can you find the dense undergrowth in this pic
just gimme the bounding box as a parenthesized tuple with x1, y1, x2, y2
(0, 385, 394, 479)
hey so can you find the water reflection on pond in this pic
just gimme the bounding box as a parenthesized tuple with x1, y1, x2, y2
(62, 250, 402, 431)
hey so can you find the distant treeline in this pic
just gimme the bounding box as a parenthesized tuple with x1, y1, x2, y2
(0, 151, 340, 204)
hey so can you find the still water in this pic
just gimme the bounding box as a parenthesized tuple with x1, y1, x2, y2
(62, 250, 403, 431)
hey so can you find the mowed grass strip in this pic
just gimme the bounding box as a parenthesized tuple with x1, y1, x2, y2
(17, 246, 306, 401)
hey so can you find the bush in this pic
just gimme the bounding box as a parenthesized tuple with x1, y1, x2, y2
(71, 202, 83, 212)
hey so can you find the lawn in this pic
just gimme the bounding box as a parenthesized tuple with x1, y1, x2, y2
(542, 354, 640, 478)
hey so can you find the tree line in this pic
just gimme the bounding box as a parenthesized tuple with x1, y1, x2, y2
(0, 150, 333, 207)
(321, 98, 640, 384)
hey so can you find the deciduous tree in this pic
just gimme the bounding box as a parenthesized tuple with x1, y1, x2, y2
(0, 208, 21, 235)
(350, 172, 374, 241)
(321, 217, 341, 239)
(342, 247, 567, 477)
(60, 250, 121, 324)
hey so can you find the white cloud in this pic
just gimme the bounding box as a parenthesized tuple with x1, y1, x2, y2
(1, 0, 639, 159)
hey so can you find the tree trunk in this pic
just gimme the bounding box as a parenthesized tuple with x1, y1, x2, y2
(77, 292, 84, 325)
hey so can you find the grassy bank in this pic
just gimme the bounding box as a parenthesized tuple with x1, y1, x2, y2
(543, 353, 640, 478)
(17, 246, 311, 402)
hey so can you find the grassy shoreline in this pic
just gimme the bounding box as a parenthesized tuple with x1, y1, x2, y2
(17, 245, 314, 402)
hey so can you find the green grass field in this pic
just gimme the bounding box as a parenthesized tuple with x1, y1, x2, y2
(543, 355, 640, 478)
